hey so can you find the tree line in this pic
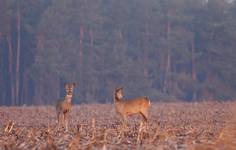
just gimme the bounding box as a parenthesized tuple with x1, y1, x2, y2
(0, 0, 236, 105)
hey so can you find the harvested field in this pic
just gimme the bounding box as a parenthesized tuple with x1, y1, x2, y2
(0, 102, 235, 150)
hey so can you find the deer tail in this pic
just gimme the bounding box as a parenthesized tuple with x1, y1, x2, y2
(144, 97, 151, 106)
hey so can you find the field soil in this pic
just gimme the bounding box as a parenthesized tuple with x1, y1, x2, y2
(0, 102, 235, 149)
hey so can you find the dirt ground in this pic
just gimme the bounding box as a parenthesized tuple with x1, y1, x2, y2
(0, 101, 235, 150)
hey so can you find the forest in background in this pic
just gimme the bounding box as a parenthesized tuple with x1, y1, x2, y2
(0, 0, 236, 105)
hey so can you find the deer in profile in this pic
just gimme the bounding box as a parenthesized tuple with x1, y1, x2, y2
(114, 87, 151, 126)
(56, 83, 76, 131)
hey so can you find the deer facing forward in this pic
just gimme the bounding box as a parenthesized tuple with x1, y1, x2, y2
(56, 83, 76, 131)
(114, 87, 151, 126)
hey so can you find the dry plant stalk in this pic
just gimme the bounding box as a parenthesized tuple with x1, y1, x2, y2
(215, 117, 236, 149)
(149, 127, 160, 144)
(86, 117, 97, 149)
(4, 140, 17, 150)
(46, 135, 57, 150)
(68, 131, 81, 150)
(102, 130, 107, 150)
(56, 83, 76, 131)
(77, 124, 83, 133)
(116, 125, 125, 144)
(91, 117, 96, 140)
(136, 122, 144, 144)
(4, 120, 14, 133)
(113, 87, 151, 126)
(149, 125, 168, 144)
(27, 128, 37, 146)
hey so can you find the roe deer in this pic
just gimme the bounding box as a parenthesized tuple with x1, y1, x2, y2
(114, 87, 151, 126)
(56, 83, 76, 131)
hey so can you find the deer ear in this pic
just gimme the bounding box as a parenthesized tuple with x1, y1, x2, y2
(72, 82, 76, 87)
(116, 87, 123, 92)
(115, 87, 119, 92)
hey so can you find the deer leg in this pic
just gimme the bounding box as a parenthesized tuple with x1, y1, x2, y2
(57, 111, 63, 127)
(140, 111, 148, 122)
(64, 112, 69, 131)
(57, 111, 61, 125)
(57, 112, 59, 125)
(122, 115, 128, 128)
(61, 113, 65, 127)
(140, 111, 149, 132)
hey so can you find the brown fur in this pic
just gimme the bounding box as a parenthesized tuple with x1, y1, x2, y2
(114, 87, 151, 125)
(56, 83, 76, 131)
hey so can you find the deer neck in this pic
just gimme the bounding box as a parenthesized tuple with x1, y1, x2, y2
(64, 94, 73, 103)
(114, 94, 121, 102)
(114, 94, 125, 114)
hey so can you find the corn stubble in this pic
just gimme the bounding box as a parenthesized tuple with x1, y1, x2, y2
(0, 102, 235, 150)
